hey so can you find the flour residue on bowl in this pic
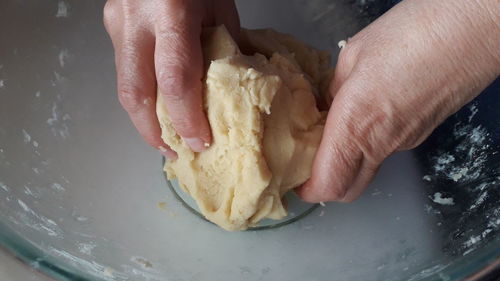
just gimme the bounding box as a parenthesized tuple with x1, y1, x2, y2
(58, 48, 70, 68)
(0, 182, 9, 192)
(24, 185, 41, 198)
(56, 0, 69, 18)
(121, 264, 165, 281)
(78, 242, 97, 255)
(49, 247, 124, 281)
(131, 256, 153, 269)
(0, 64, 4, 89)
(429, 125, 489, 183)
(430, 192, 454, 205)
(16, 199, 63, 238)
(420, 102, 499, 260)
(422, 103, 492, 184)
(21, 129, 40, 150)
(462, 225, 496, 256)
(407, 263, 451, 281)
(468, 189, 488, 210)
(46, 94, 71, 139)
(51, 182, 66, 192)
(22, 129, 31, 143)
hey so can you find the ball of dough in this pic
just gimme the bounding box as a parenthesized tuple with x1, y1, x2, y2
(157, 26, 332, 231)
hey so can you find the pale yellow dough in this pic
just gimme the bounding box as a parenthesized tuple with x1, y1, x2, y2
(157, 26, 332, 231)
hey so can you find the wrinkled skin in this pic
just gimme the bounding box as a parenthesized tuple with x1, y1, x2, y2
(296, 0, 500, 202)
(104, 0, 499, 202)
(103, 0, 239, 157)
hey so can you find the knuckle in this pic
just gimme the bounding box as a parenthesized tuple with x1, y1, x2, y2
(165, 108, 206, 138)
(324, 186, 348, 202)
(104, 0, 150, 35)
(155, 23, 193, 52)
(117, 86, 144, 114)
(167, 108, 202, 135)
(157, 67, 198, 95)
(337, 39, 360, 74)
(103, 1, 119, 30)
(334, 140, 358, 167)
(153, 5, 201, 46)
(154, 16, 177, 34)
(103, 1, 115, 19)
(170, 117, 195, 135)
(156, 72, 204, 137)
(155, 0, 198, 23)
(121, 0, 143, 26)
(362, 108, 406, 159)
(337, 95, 392, 163)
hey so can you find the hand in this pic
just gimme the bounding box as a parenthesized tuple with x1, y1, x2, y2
(103, 0, 240, 157)
(297, 0, 500, 202)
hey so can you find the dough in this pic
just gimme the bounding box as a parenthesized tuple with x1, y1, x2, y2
(157, 26, 332, 231)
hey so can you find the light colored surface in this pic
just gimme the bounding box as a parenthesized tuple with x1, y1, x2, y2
(158, 27, 328, 230)
(0, 247, 53, 281)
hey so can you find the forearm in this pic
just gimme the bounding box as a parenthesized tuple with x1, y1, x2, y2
(470, 0, 500, 68)
(360, 0, 499, 141)
(417, 0, 500, 89)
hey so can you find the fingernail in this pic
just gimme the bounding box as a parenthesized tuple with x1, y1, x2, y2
(159, 146, 177, 160)
(183, 137, 210, 152)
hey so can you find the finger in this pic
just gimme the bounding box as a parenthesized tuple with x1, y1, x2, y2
(103, 0, 119, 36)
(328, 40, 359, 102)
(296, 89, 380, 203)
(114, 26, 177, 159)
(154, 2, 212, 152)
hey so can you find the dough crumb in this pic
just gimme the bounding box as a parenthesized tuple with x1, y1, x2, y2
(157, 202, 167, 210)
(338, 40, 347, 49)
(103, 267, 114, 278)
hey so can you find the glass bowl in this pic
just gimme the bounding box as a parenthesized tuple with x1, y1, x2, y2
(164, 167, 320, 231)
(0, 0, 499, 280)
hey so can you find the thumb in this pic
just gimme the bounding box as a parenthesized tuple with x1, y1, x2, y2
(296, 88, 381, 203)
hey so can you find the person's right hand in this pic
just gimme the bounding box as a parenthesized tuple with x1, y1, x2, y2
(103, 0, 240, 157)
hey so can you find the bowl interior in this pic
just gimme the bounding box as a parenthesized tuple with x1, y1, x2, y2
(0, 1, 499, 281)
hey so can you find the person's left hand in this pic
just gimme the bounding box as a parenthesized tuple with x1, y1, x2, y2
(297, 0, 500, 203)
